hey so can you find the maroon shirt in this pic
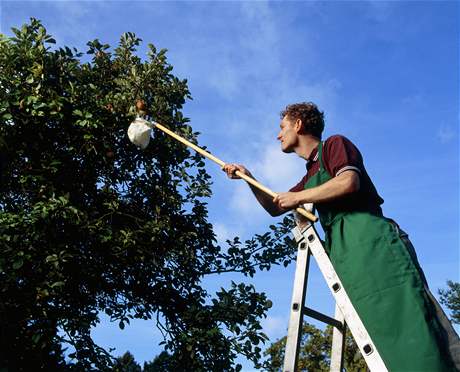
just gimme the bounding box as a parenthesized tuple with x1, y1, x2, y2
(290, 135, 384, 215)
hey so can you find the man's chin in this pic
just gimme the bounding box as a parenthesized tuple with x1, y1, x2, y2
(281, 146, 294, 154)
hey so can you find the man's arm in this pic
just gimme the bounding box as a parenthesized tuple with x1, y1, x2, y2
(222, 164, 287, 216)
(273, 170, 360, 209)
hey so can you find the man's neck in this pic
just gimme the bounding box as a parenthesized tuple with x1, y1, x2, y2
(295, 135, 321, 161)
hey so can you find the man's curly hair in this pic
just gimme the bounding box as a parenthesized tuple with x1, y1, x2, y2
(280, 102, 325, 139)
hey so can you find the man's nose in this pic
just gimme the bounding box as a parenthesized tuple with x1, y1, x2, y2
(276, 131, 282, 140)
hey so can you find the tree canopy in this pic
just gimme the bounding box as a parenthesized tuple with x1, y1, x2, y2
(0, 19, 299, 371)
(264, 322, 367, 372)
(113, 351, 173, 372)
(439, 281, 460, 325)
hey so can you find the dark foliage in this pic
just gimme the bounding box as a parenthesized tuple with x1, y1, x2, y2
(264, 322, 367, 371)
(439, 281, 460, 325)
(0, 19, 298, 371)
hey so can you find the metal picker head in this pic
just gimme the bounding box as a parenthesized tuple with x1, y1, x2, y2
(127, 116, 154, 150)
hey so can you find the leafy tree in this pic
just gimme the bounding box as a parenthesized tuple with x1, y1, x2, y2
(114, 351, 142, 372)
(0, 19, 298, 371)
(143, 351, 175, 371)
(264, 322, 367, 371)
(439, 281, 460, 325)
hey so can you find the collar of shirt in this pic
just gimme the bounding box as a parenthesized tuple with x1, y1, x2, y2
(305, 146, 320, 169)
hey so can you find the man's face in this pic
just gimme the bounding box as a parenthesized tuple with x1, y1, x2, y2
(277, 116, 298, 153)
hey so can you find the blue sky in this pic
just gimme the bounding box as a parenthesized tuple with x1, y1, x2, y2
(1, 1, 459, 370)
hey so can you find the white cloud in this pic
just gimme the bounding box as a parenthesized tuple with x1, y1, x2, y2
(239, 1, 278, 58)
(226, 142, 306, 225)
(208, 60, 240, 99)
(261, 315, 287, 341)
(179, 1, 282, 100)
(213, 222, 233, 244)
(255, 143, 305, 192)
(51, 3, 93, 42)
(365, 1, 393, 21)
(402, 93, 423, 106)
(20, 1, 110, 52)
(437, 124, 456, 144)
(230, 182, 267, 223)
(203, 71, 341, 226)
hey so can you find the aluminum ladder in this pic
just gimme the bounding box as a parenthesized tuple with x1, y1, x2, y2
(282, 222, 388, 372)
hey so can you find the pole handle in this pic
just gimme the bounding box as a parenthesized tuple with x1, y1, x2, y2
(153, 121, 317, 223)
(153, 122, 226, 167)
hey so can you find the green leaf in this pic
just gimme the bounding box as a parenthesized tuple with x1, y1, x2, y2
(45, 254, 58, 263)
(13, 259, 23, 269)
(50, 281, 65, 288)
(32, 334, 41, 344)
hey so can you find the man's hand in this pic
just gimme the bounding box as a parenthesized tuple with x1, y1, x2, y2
(222, 164, 251, 179)
(222, 164, 285, 216)
(273, 191, 301, 209)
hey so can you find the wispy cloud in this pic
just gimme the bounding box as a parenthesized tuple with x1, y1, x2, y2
(402, 93, 423, 106)
(437, 124, 456, 144)
(255, 143, 305, 192)
(213, 222, 233, 245)
(205, 1, 342, 227)
(229, 182, 267, 224)
(1, 1, 109, 51)
(364, 1, 395, 23)
(261, 315, 287, 341)
(187, 1, 281, 100)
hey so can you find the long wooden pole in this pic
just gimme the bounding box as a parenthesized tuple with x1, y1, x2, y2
(152, 121, 318, 223)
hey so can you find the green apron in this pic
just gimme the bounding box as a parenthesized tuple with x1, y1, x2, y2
(304, 142, 455, 371)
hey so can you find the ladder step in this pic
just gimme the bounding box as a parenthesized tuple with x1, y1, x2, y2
(303, 306, 344, 331)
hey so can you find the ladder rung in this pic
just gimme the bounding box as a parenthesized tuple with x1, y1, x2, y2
(304, 306, 344, 331)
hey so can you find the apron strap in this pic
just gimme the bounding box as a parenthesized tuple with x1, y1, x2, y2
(318, 141, 324, 171)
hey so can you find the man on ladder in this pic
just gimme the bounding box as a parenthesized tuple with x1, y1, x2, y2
(223, 102, 459, 371)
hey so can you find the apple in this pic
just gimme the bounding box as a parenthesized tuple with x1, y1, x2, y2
(136, 100, 146, 112)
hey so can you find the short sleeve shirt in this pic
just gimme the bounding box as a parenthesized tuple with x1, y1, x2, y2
(290, 135, 384, 214)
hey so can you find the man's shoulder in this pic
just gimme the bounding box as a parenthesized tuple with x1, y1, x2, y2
(324, 134, 359, 151)
(322, 134, 363, 164)
(324, 134, 352, 145)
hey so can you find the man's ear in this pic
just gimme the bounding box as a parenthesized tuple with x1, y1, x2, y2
(294, 118, 303, 133)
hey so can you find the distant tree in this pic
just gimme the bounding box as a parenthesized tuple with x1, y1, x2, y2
(0, 19, 298, 371)
(439, 281, 460, 325)
(264, 322, 367, 371)
(114, 351, 142, 372)
(143, 351, 175, 371)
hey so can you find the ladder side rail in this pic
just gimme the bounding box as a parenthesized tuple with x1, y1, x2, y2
(282, 238, 311, 372)
(330, 304, 346, 372)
